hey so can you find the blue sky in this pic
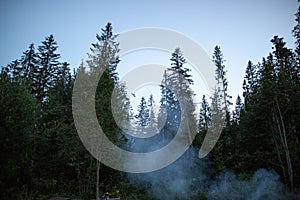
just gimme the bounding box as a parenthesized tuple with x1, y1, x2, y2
(0, 0, 298, 107)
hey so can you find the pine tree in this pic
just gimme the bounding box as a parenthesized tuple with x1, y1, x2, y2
(170, 48, 193, 84)
(194, 95, 211, 148)
(159, 69, 180, 136)
(87, 22, 123, 199)
(89, 22, 120, 82)
(20, 43, 38, 84)
(208, 46, 231, 170)
(204, 86, 226, 170)
(212, 46, 232, 120)
(158, 70, 171, 144)
(37, 61, 75, 192)
(292, 3, 300, 71)
(268, 36, 296, 193)
(168, 48, 197, 161)
(34, 34, 61, 104)
(111, 81, 132, 137)
(232, 95, 243, 124)
(135, 97, 149, 127)
(7, 59, 20, 81)
(242, 61, 258, 108)
(230, 95, 243, 170)
(148, 94, 156, 126)
(198, 95, 211, 133)
(5, 44, 38, 85)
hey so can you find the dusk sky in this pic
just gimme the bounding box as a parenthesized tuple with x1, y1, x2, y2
(0, 0, 298, 105)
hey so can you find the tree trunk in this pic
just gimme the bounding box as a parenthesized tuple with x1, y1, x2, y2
(96, 160, 100, 200)
(271, 122, 286, 183)
(274, 99, 294, 194)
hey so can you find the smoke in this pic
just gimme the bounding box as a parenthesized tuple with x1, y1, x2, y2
(126, 148, 210, 200)
(124, 140, 289, 199)
(121, 87, 288, 199)
(121, 117, 289, 199)
(121, 113, 289, 199)
(207, 169, 287, 200)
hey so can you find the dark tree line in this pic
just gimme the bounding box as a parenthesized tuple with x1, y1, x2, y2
(195, 13, 300, 195)
(0, 5, 300, 199)
(0, 23, 130, 199)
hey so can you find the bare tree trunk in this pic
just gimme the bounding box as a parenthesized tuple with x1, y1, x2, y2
(271, 123, 286, 182)
(274, 99, 294, 194)
(96, 160, 100, 200)
(87, 157, 94, 198)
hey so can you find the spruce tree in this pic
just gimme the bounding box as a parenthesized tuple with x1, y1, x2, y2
(210, 46, 233, 172)
(135, 97, 149, 127)
(232, 95, 243, 124)
(198, 95, 211, 133)
(7, 59, 20, 81)
(168, 48, 196, 160)
(148, 94, 157, 126)
(194, 94, 211, 148)
(34, 34, 61, 104)
(212, 46, 232, 120)
(242, 61, 258, 108)
(87, 22, 124, 199)
(292, 3, 300, 71)
(159, 69, 179, 138)
(20, 43, 38, 84)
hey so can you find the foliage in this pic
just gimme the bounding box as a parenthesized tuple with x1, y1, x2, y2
(1, 7, 300, 198)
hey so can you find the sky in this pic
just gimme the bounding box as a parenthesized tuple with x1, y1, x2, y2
(0, 0, 298, 110)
